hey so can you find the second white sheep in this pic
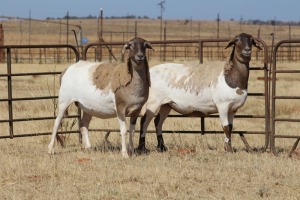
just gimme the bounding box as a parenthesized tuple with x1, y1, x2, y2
(135, 33, 262, 154)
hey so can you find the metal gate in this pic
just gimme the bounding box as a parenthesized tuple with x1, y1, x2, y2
(271, 39, 300, 156)
(0, 44, 79, 139)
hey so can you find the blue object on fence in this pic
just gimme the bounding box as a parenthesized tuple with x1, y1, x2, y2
(82, 37, 88, 45)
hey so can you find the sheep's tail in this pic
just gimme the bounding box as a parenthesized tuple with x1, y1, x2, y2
(60, 68, 70, 118)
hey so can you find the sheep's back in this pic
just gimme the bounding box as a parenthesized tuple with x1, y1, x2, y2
(150, 61, 225, 94)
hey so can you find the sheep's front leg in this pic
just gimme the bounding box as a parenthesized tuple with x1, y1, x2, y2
(222, 124, 233, 152)
(218, 105, 234, 152)
(117, 114, 129, 158)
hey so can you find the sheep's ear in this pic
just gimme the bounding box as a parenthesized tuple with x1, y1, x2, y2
(145, 41, 154, 51)
(122, 43, 130, 54)
(252, 38, 262, 50)
(224, 38, 237, 49)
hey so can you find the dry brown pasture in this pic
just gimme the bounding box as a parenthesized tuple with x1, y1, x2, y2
(0, 19, 300, 199)
(3, 18, 300, 46)
(0, 60, 300, 200)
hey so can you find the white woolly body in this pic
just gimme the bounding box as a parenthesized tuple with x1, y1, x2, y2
(147, 63, 247, 117)
(59, 61, 117, 118)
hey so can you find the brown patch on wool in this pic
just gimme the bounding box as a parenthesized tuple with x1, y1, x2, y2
(224, 60, 233, 74)
(236, 88, 244, 95)
(168, 61, 225, 94)
(92, 62, 132, 93)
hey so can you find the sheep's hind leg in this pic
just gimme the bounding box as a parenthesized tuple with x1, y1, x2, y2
(135, 111, 154, 155)
(48, 103, 70, 154)
(154, 105, 171, 152)
(80, 112, 92, 149)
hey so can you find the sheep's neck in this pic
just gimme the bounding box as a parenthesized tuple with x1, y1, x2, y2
(131, 61, 150, 89)
(224, 58, 249, 90)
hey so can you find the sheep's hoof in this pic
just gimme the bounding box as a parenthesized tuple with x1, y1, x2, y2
(134, 145, 150, 155)
(224, 143, 233, 153)
(82, 147, 92, 154)
(122, 151, 130, 158)
(56, 135, 65, 147)
(48, 148, 55, 155)
(156, 144, 168, 153)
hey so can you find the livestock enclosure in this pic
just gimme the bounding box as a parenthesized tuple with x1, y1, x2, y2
(0, 38, 268, 140)
(1, 36, 300, 156)
(0, 18, 300, 199)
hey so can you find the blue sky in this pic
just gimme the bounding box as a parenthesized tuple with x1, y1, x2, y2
(0, 0, 300, 22)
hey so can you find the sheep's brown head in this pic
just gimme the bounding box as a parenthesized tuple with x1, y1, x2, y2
(225, 33, 262, 63)
(122, 37, 154, 64)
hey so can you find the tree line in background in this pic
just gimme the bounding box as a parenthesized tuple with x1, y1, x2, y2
(46, 15, 300, 26)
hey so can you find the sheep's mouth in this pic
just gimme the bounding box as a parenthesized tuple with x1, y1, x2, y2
(135, 58, 144, 63)
(242, 52, 251, 57)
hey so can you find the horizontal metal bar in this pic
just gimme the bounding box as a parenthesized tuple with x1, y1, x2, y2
(11, 96, 58, 101)
(250, 67, 266, 70)
(274, 96, 300, 100)
(273, 135, 300, 139)
(274, 118, 300, 122)
(0, 96, 59, 101)
(4, 72, 62, 77)
(248, 93, 265, 96)
(168, 114, 266, 119)
(274, 70, 300, 73)
(0, 99, 9, 102)
(12, 115, 79, 122)
(88, 129, 266, 135)
(0, 130, 79, 139)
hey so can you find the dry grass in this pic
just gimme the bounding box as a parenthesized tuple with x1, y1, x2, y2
(1, 60, 300, 199)
(3, 18, 300, 45)
(0, 136, 299, 200)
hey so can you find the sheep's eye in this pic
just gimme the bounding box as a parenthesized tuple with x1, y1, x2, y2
(129, 45, 134, 50)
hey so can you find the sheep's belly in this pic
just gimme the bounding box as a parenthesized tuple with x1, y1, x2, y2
(77, 99, 117, 119)
(167, 92, 217, 115)
(170, 101, 217, 115)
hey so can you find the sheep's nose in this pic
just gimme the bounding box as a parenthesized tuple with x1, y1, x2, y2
(245, 47, 251, 52)
(137, 53, 144, 60)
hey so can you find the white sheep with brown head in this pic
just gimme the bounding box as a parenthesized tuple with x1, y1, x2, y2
(48, 37, 153, 157)
(135, 33, 262, 154)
